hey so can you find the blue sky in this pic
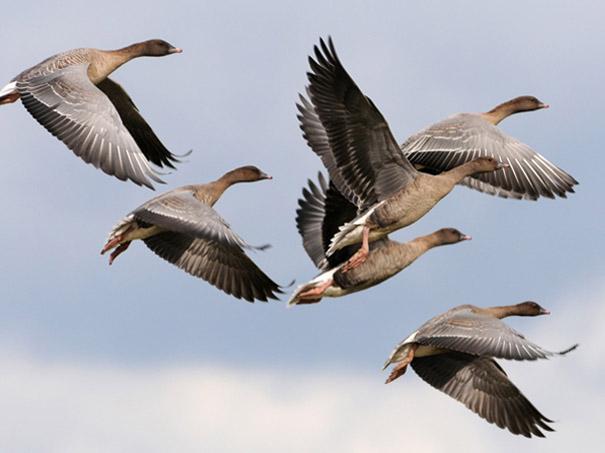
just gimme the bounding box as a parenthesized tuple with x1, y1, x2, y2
(0, 1, 602, 451)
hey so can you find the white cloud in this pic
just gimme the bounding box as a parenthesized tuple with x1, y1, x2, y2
(1, 278, 601, 453)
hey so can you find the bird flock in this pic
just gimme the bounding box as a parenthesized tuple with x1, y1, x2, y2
(1, 36, 579, 438)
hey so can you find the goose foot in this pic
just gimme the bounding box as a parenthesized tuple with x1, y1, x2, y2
(341, 225, 370, 273)
(101, 234, 124, 255)
(109, 241, 131, 265)
(385, 344, 417, 384)
(294, 278, 333, 304)
(0, 92, 20, 105)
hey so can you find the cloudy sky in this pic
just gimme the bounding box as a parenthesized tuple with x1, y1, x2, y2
(0, 0, 602, 451)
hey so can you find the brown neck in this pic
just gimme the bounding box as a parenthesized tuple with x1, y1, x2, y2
(93, 42, 148, 80)
(441, 160, 488, 183)
(481, 99, 522, 125)
(480, 304, 527, 319)
(414, 232, 447, 251)
(114, 42, 149, 59)
(391, 234, 438, 268)
(194, 170, 251, 206)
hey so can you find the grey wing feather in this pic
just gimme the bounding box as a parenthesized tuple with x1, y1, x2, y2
(97, 78, 185, 169)
(143, 232, 281, 302)
(296, 173, 331, 268)
(297, 94, 360, 206)
(415, 306, 577, 361)
(305, 38, 417, 210)
(402, 114, 577, 200)
(133, 189, 249, 250)
(16, 63, 165, 189)
(296, 172, 361, 270)
(411, 352, 554, 437)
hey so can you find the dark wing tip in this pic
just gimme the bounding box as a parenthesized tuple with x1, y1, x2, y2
(558, 343, 579, 355)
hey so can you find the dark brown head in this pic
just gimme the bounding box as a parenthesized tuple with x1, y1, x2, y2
(432, 228, 472, 245)
(139, 39, 183, 57)
(505, 95, 549, 113)
(220, 165, 272, 184)
(483, 95, 548, 125)
(513, 301, 550, 316)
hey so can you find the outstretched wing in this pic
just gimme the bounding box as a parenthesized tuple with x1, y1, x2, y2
(97, 78, 186, 169)
(415, 306, 577, 361)
(144, 232, 281, 302)
(133, 189, 249, 250)
(304, 37, 417, 209)
(402, 113, 577, 200)
(296, 172, 360, 270)
(17, 63, 166, 189)
(411, 352, 554, 438)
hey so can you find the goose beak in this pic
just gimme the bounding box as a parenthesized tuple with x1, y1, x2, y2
(460, 234, 472, 241)
(259, 171, 272, 180)
(539, 103, 550, 109)
(169, 47, 183, 54)
(539, 307, 551, 315)
(497, 162, 510, 170)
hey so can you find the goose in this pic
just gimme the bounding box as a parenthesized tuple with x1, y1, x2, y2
(101, 165, 282, 302)
(298, 38, 506, 271)
(401, 95, 578, 200)
(384, 301, 578, 437)
(0, 39, 185, 189)
(289, 173, 470, 304)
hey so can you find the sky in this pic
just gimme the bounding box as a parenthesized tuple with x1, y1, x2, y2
(0, 0, 603, 451)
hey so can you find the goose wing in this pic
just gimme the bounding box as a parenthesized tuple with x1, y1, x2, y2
(296, 172, 360, 269)
(402, 113, 577, 200)
(415, 306, 577, 361)
(133, 189, 249, 250)
(17, 63, 167, 188)
(97, 77, 184, 169)
(304, 38, 417, 210)
(144, 232, 281, 302)
(411, 352, 554, 437)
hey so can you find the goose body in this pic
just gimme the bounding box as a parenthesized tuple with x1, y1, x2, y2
(101, 166, 282, 302)
(1, 39, 184, 188)
(384, 302, 578, 437)
(288, 173, 470, 305)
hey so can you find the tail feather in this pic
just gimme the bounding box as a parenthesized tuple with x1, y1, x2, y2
(327, 221, 359, 256)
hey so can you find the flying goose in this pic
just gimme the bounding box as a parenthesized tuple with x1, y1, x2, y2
(298, 38, 505, 271)
(401, 95, 577, 200)
(101, 166, 282, 302)
(289, 173, 470, 304)
(0, 39, 185, 188)
(384, 302, 578, 437)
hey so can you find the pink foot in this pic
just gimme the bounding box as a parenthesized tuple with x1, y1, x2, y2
(341, 247, 369, 273)
(341, 225, 370, 273)
(294, 279, 333, 304)
(108, 241, 131, 265)
(385, 345, 417, 384)
(101, 235, 124, 255)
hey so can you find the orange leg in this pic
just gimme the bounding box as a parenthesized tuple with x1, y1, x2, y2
(101, 234, 124, 255)
(385, 344, 417, 384)
(0, 92, 20, 105)
(295, 278, 333, 304)
(108, 241, 131, 265)
(341, 225, 370, 273)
